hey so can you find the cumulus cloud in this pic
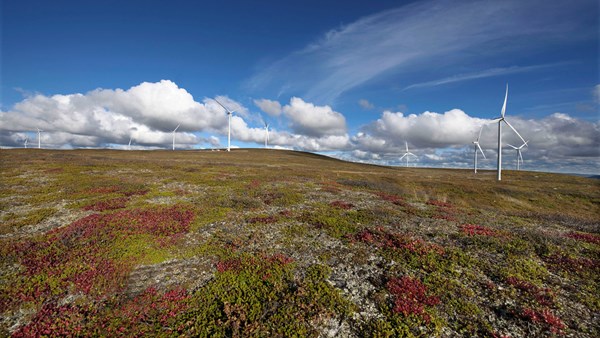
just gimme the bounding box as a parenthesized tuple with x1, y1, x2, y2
(254, 98, 282, 116)
(0, 80, 230, 148)
(348, 109, 599, 173)
(364, 109, 489, 150)
(282, 97, 347, 137)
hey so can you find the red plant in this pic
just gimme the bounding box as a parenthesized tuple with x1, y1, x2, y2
(505, 276, 555, 307)
(386, 276, 440, 322)
(83, 197, 129, 211)
(6, 205, 195, 310)
(330, 200, 354, 210)
(279, 210, 294, 217)
(460, 224, 498, 237)
(216, 258, 244, 273)
(520, 307, 565, 333)
(426, 200, 453, 208)
(13, 286, 192, 337)
(351, 228, 444, 255)
(376, 192, 408, 207)
(545, 253, 598, 273)
(564, 231, 600, 245)
(267, 253, 294, 265)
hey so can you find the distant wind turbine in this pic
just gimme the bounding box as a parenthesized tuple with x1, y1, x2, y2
(507, 141, 528, 170)
(213, 99, 235, 152)
(128, 136, 133, 150)
(472, 125, 486, 174)
(492, 84, 526, 181)
(24, 137, 28, 149)
(263, 121, 269, 148)
(37, 128, 43, 149)
(172, 124, 180, 151)
(399, 142, 417, 167)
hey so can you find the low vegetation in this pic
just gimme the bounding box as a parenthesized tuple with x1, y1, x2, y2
(1, 149, 598, 337)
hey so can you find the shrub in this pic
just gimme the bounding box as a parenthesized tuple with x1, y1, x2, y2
(387, 276, 440, 323)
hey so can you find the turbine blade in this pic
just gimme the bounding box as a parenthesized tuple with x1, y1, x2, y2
(174, 124, 180, 132)
(405, 141, 409, 152)
(399, 153, 407, 160)
(477, 125, 484, 141)
(501, 83, 508, 118)
(519, 150, 523, 162)
(213, 99, 229, 112)
(506, 143, 518, 149)
(520, 140, 529, 149)
(503, 119, 526, 144)
(476, 143, 486, 159)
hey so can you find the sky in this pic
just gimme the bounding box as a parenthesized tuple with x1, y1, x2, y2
(1, 0, 599, 174)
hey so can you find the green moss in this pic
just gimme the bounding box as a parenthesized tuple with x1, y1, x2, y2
(180, 256, 353, 337)
(2, 207, 57, 232)
(499, 256, 549, 286)
(110, 234, 175, 265)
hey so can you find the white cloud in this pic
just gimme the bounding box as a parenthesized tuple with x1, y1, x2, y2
(403, 63, 569, 90)
(359, 99, 374, 110)
(254, 98, 282, 116)
(247, 0, 593, 103)
(282, 97, 346, 137)
(365, 109, 489, 149)
(593, 84, 600, 103)
(0, 80, 228, 148)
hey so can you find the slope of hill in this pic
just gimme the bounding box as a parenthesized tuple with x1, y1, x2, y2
(1, 149, 598, 337)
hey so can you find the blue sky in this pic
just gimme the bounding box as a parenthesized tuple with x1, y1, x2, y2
(1, 0, 599, 174)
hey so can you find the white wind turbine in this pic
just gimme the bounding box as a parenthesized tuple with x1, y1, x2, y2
(492, 84, 526, 181)
(213, 98, 235, 152)
(37, 128, 43, 149)
(472, 125, 486, 174)
(263, 121, 269, 148)
(507, 141, 528, 170)
(128, 136, 133, 150)
(24, 137, 28, 149)
(399, 142, 417, 167)
(172, 124, 180, 151)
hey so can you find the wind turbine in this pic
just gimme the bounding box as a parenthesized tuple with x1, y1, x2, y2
(399, 142, 417, 167)
(172, 124, 180, 151)
(213, 98, 235, 152)
(507, 141, 528, 170)
(24, 137, 28, 149)
(263, 121, 269, 148)
(472, 125, 486, 174)
(492, 84, 526, 181)
(36, 128, 43, 149)
(128, 136, 133, 150)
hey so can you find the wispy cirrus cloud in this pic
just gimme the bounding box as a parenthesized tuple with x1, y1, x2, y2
(246, 0, 594, 104)
(403, 63, 570, 91)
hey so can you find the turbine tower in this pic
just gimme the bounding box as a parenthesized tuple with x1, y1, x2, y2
(264, 121, 269, 148)
(399, 142, 417, 167)
(24, 137, 28, 149)
(172, 124, 180, 151)
(37, 128, 43, 149)
(492, 84, 526, 181)
(213, 99, 235, 152)
(473, 125, 486, 174)
(507, 141, 528, 170)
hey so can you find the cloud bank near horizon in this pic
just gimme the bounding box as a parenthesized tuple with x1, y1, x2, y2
(1, 80, 598, 174)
